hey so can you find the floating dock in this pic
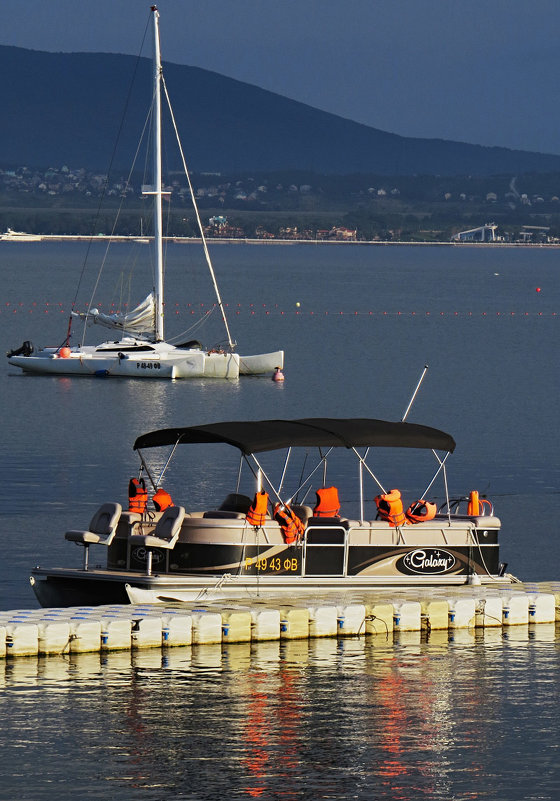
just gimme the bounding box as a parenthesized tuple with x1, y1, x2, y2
(1, 583, 558, 658)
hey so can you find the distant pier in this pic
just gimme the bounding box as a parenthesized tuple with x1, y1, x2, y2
(3, 234, 560, 247)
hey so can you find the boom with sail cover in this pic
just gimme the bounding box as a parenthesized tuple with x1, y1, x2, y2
(71, 293, 156, 335)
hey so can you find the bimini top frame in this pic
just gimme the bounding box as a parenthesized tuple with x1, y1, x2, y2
(133, 418, 456, 454)
(134, 418, 457, 523)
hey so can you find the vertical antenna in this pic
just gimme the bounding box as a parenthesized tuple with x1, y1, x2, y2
(401, 364, 429, 422)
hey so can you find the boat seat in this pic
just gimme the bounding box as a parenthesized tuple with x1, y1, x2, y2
(203, 510, 246, 519)
(219, 493, 252, 513)
(307, 517, 350, 529)
(291, 504, 313, 524)
(65, 502, 123, 570)
(129, 506, 186, 576)
(118, 511, 143, 533)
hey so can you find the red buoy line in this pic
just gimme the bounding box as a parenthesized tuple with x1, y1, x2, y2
(1, 302, 557, 317)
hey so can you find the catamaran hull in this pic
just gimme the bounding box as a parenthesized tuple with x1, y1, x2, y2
(239, 350, 285, 375)
(8, 352, 238, 378)
(9, 348, 284, 378)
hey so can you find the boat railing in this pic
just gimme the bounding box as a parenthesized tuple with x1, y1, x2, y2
(438, 496, 495, 517)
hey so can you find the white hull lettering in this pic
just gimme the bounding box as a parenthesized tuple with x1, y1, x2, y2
(402, 548, 456, 574)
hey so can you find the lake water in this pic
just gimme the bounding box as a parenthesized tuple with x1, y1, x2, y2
(1, 241, 559, 799)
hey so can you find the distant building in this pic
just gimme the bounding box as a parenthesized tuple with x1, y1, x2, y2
(316, 226, 357, 241)
(517, 225, 550, 244)
(208, 215, 227, 229)
(330, 226, 357, 241)
(452, 222, 497, 243)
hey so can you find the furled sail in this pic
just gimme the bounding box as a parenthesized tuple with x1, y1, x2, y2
(72, 293, 155, 334)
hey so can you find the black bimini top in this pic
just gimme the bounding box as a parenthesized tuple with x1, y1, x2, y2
(134, 418, 456, 454)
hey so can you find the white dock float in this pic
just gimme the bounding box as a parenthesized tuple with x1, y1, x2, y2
(308, 605, 338, 638)
(0, 583, 558, 659)
(502, 594, 529, 626)
(100, 617, 132, 651)
(6, 621, 39, 656)
(420, 600, 449, 630)
(475, 597, 503, 627)
(279, 606, 310, 639)
(337, 604, 366, 636)
(393, 601, 421, 631)
(365, 603, 394, 635)
(162, 612, 193, 647)
(448, 598, 476, 629)
(528, 594, 556, 624)
(68, 617, 102, 653)
(191, 610, 222, 644)
(221, 609, 252, 642)
(38, 620, 71, 654)
(131, 615, 163, 648)
(250, 608, 281, 641)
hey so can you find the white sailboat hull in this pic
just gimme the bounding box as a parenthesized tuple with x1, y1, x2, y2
(8, 346, 239, 379)
(239, 350, 284, 375)
(9, 343, 283, 378)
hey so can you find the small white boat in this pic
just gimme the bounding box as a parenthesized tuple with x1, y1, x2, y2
(7, 7, 283, 379)
(1, 228, 42, 242)
(30, 417, 516, 608)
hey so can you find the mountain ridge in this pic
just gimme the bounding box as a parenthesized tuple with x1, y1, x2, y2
(3, 44, 560, 176)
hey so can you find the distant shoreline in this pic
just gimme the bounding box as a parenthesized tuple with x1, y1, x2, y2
(2, 234, 559, 248)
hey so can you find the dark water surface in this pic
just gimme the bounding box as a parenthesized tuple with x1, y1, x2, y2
(1, 242, 559, 799)
(1, 631, 559, 801)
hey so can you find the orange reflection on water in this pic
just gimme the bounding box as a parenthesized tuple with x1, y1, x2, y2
(376, 671, 409, 781)
(244, 678, 269, 797)
(242, 669, 303, 799)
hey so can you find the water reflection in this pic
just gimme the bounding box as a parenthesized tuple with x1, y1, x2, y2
(0, 629, 558, 800)
(2, 242, 560, 797)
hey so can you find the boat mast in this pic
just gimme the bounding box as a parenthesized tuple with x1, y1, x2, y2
(151, 5, 235, 351)
(152, 6, 164, 341)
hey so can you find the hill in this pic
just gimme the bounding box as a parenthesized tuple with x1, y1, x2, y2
(3, 45, 560, 176)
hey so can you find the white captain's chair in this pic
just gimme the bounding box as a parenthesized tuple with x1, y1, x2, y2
(65, 502, 123, 571)
(129, 505, 186, 576)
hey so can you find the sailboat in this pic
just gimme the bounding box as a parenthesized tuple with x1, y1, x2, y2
(7, 6, 283, 379)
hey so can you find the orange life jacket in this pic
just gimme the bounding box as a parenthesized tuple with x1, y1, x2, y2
(313, 486, 340, 517)
(405, 499, 437, 524)
(246, 490, 269, 527)
(128, 477, 148, 514)
(153, 488, 173, 512)
(273, 503, 305, 544)
(375, 489, 406, 527)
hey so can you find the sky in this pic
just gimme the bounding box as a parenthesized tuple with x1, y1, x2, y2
(3, 0, 560, 156)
